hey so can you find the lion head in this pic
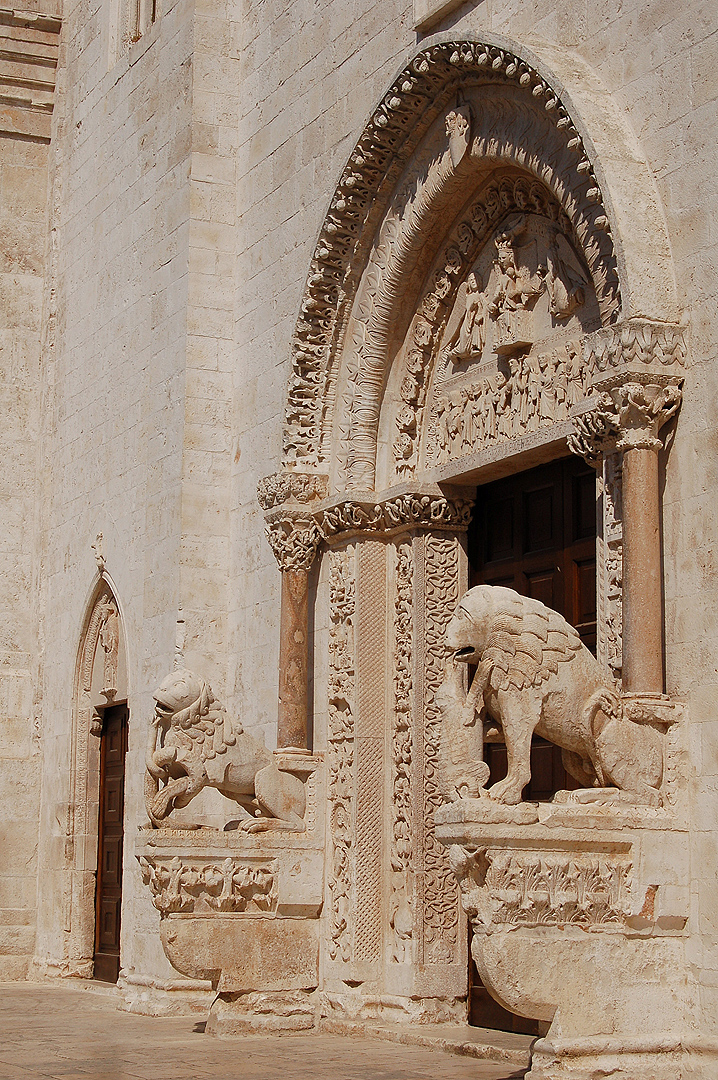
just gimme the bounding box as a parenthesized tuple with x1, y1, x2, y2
(152, 668, 238, 761)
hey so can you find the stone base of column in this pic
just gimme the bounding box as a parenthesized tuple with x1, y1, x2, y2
(527, 1035, 718, 1080)
(206, 989, 318, 1034)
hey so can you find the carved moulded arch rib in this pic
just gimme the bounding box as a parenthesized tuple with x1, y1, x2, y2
(283, 37, 628, 490)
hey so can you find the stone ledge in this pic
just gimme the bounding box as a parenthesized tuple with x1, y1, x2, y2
(318, 1017, 533, 1068)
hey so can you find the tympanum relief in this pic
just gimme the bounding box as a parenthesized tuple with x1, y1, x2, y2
(403, 210, 599, 474)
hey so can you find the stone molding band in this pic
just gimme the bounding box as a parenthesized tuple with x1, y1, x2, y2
(262, 484, 473, 571)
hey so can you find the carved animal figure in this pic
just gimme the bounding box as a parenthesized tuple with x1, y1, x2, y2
(145, 669, 306, 830)
(442, 586, 663, 805)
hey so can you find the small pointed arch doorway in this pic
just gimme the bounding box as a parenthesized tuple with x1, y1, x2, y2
(69, 579, 129, 983)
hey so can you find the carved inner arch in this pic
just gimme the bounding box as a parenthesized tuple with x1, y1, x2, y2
(65, 578, 128, 979)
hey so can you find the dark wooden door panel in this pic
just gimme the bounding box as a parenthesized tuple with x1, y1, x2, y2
(94, 704, 127, 984)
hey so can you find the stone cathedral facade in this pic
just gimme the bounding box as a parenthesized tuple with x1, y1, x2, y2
(1, 0, 717, 1075)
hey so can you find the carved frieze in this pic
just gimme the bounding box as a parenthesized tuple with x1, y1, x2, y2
(284, 40, 620, 473)
(139, 856, 277, 916)
(389, 540, 414, 963)
(327, 547, 356, 962)
(432, 339, 588, 464)
(584, 319, 686, 376)
(449, 845, 632, 930)
(322, 493, 472, 540)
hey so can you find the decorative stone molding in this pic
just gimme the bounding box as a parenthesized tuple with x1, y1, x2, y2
(257, 471, 328, 510)
(327, 546, 356, 963)
(264, 514, 322, 573)
(584, 319, 686, 376)
(389, 540, 414, 963)
(139, 856, 277, 916)
(449, 845, 631, 931)
(284, 39, 621, 475)
(420, 533, 463, 963)
(321, 492, 473, 541)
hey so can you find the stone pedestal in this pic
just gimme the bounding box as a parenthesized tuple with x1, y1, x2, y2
(137, 753, 324, 1034)
(435, 790, 714, 1079)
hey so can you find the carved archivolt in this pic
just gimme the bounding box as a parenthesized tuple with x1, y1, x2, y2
(283, 39, 622, 486)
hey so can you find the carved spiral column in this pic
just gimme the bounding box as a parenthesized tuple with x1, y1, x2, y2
(568, 321, 684, 696)
(259, 473, 328, 749)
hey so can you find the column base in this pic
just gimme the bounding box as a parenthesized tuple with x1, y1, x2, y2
(528, 1034, 718, 1079)
(206, 989, 317, 1034)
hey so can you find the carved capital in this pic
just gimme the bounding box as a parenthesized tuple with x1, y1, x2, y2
(601, 379, 682, 452)
(265, 514, 322, 572)
(257, 471, 328, 511)
(567, 400, 620, 467)
(570, 377, 682, 462)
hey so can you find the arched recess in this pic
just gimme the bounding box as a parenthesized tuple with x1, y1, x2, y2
(64, 575, 128, 977)
(282, 34, 678, 492)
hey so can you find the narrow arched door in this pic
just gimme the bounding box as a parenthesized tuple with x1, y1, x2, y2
(94, 703, 128, 982)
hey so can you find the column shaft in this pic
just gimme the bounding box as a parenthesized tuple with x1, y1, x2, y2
(621, 446, 663, 694)
(278, 569, 309, 749)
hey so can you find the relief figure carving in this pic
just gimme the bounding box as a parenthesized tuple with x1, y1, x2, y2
(433, 341, 589, 463)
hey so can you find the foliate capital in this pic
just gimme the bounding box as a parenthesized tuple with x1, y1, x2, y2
(569, 376, 682, 464)
(265, 513, 322, 573)
(601, 379, 682, 452)
(257, 470, 328, 511)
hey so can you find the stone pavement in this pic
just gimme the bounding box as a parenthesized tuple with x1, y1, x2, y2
(0, 984, 528, 1080)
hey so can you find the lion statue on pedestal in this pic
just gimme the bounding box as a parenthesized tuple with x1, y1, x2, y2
(439, 586, 664, 806)
(145, 669, 306, 830)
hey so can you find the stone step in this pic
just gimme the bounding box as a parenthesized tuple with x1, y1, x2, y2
(319, 1017, 533, 1069)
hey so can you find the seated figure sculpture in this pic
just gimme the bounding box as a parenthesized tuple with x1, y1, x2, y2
(439, 585, 664, 806)
(145, 668, 306, 830)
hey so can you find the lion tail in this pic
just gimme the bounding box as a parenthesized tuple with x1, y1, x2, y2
(584, 686, 622, 739)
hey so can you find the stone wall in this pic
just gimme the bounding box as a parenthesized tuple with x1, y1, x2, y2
(0, 2, 61, 979)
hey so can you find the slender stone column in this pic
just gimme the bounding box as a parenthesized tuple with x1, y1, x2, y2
(264, 512, 322, 750)
(608, 381, 681, 694)
(278, 568, 310, 748)
(620, 445, 661, 692)
(570, 375, 682, 695)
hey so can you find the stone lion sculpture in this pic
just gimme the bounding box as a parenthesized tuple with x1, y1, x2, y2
(439, 585, 663, 806)
(145, 669, 306, 830)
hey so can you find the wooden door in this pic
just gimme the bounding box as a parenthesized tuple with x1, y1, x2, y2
(94, 704, 128, 983)
(466, 456, 596, 1031)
